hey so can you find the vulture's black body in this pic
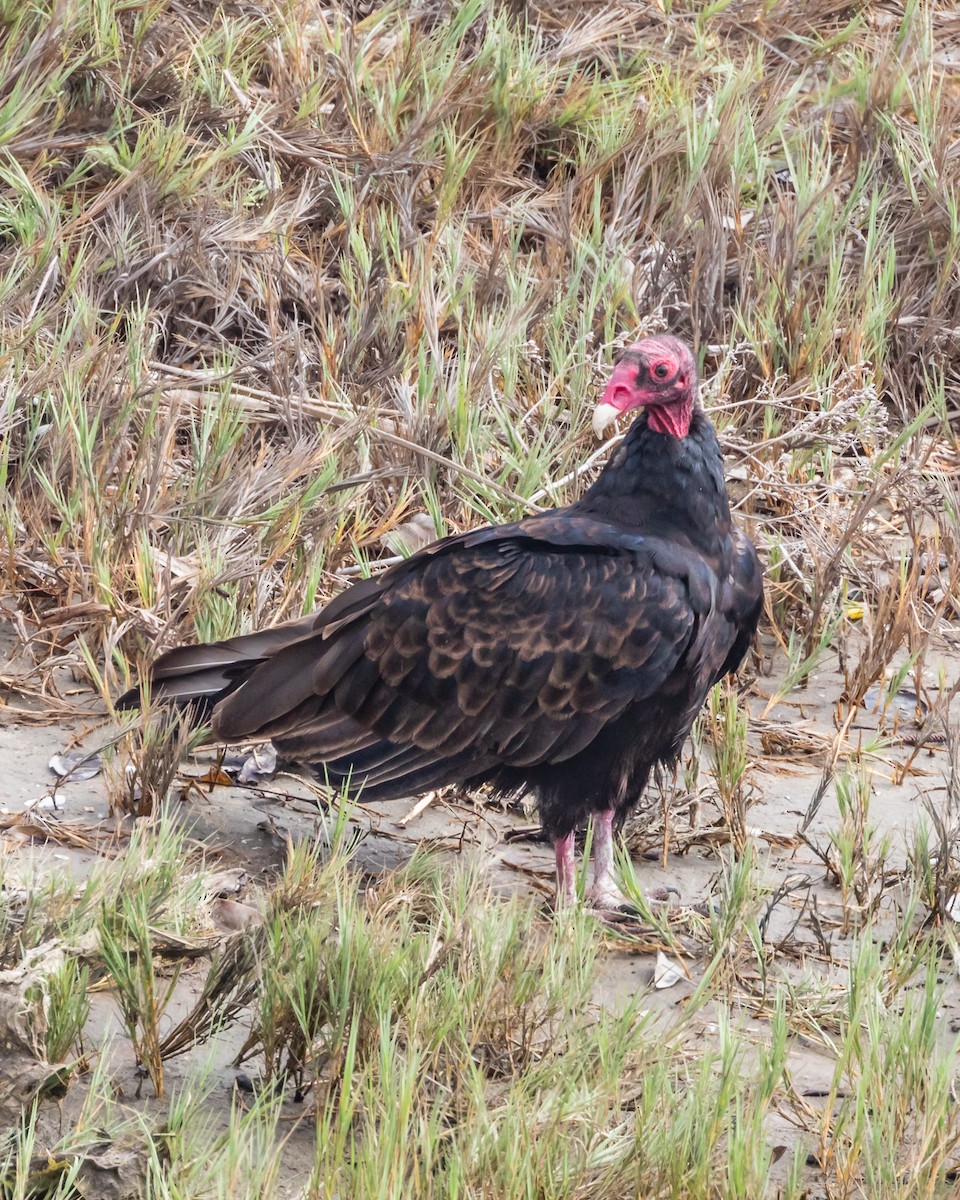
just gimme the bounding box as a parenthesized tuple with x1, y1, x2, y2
(119, 404, 762, 845)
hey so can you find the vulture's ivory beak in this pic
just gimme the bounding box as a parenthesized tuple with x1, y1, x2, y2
(592, 402, 621, 440)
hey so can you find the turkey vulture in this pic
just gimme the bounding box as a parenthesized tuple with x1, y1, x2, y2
(119, 335, 762, 910)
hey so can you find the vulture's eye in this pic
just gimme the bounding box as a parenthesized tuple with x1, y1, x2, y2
(654, 363, 669, 379)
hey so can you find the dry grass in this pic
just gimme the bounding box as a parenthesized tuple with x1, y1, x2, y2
(4, 0, 960, 1196)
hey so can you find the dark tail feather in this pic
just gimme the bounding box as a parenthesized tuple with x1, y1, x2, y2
(213, 621, 370, 742)
(116, 614, 320, 718)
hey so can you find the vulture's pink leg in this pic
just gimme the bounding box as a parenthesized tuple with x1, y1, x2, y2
(587, 808, 632, 910)
(554, 833, 577, 905)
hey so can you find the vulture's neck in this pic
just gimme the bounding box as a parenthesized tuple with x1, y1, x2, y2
(574, 409, 732, 554)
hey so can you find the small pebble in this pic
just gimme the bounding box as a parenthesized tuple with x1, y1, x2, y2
(25, 795, 61, 813)
(212, 898, 263, 932)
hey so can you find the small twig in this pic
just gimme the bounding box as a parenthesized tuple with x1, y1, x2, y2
(396, 790, 439, 827)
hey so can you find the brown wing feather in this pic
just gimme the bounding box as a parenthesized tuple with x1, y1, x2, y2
(121, 514, 728, 803)
(211, 522, 704, 790)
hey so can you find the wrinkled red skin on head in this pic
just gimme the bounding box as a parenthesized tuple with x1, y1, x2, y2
(599, 337, 696, 439)
(647, 403, 692, 438)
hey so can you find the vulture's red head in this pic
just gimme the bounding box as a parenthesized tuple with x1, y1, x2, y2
(593, 335, 697, 440)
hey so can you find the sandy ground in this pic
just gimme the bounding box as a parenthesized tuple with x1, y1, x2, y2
(2, 621, 960, 1195)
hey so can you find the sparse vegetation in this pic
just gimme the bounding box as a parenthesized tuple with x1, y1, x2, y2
(3, 0, 960, 1195)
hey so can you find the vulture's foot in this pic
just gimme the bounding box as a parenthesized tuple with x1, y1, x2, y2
(586, 879, 639, 914)
(587, 884, 681, 925)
